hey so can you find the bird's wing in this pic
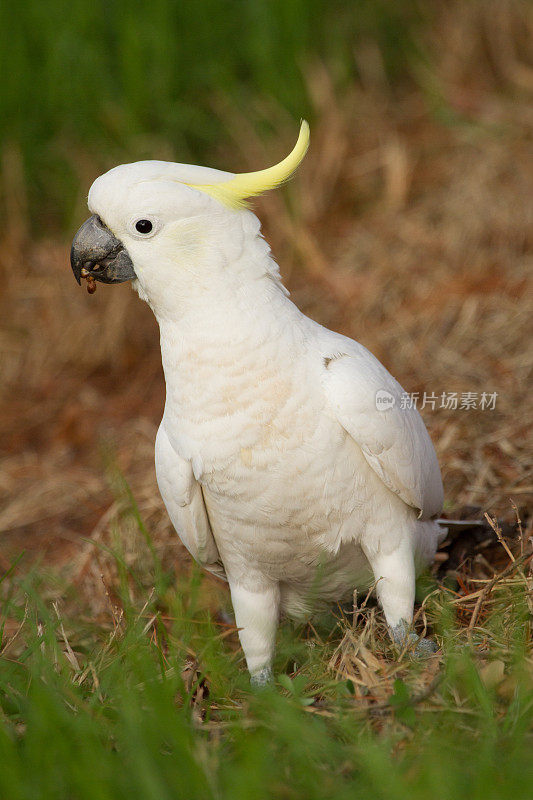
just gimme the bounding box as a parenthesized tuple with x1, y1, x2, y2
(155, 424, 226, 580)
(321, 338, 443, 520)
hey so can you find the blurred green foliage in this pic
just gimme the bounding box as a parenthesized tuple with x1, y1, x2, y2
(1, 0, 429, 230)
(1, 548, 533, 800)
(1, 474, 532, 799)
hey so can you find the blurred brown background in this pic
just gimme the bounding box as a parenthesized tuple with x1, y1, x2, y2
(0, 1, 531, 596)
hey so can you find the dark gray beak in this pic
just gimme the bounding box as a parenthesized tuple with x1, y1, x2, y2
(70, 215, 136, 287)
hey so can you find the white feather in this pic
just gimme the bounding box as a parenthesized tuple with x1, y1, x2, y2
(87, 151, 445, 678)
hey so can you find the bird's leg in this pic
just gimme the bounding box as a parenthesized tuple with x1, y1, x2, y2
(366, 538, 416, 630)
(363, 537, 436, 656)
(228, 579, 280, 685)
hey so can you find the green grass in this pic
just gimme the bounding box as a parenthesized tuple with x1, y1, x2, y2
(2, 526, 533, 800)
(0, 0, 431, 231)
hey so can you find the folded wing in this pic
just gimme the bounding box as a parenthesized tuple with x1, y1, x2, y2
(155, 425, 226, 580)
(322, 340, 443, 520)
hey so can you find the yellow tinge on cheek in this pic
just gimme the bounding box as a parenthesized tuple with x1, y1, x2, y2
(170, 218, 204, 250)
(164, 219, 209, 269)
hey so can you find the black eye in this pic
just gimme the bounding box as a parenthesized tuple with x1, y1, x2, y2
(135, 219, 153, 234)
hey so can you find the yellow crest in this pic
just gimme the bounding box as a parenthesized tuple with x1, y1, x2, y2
(186, 120, 310, 209)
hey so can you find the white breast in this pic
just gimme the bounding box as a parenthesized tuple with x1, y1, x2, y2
(160, 318, 383, 580)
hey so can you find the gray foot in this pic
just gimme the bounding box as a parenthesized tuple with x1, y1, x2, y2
(250, 667, 273, 687)
(414, 637, 438, 657)
(390, 620, 437, 658)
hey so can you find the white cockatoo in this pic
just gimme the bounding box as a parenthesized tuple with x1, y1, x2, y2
(71, 122, 446, 684)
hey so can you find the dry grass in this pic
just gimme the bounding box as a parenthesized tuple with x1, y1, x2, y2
(320, 508, 533, 716)
(0, 3, 531, 654)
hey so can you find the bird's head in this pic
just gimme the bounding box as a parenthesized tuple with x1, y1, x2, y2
(70, 122, 309, 310)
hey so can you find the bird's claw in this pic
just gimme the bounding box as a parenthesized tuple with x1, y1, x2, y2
(414, 637, 438, 657)
(250, 667, 273, 687)
(390, 621, 438, 658)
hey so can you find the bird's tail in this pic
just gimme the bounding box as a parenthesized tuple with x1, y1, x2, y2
(436, 518, 484, 530)
(435, 517, 485, 546)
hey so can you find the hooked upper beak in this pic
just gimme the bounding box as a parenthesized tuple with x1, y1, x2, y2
(70, 215, 137, 286)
